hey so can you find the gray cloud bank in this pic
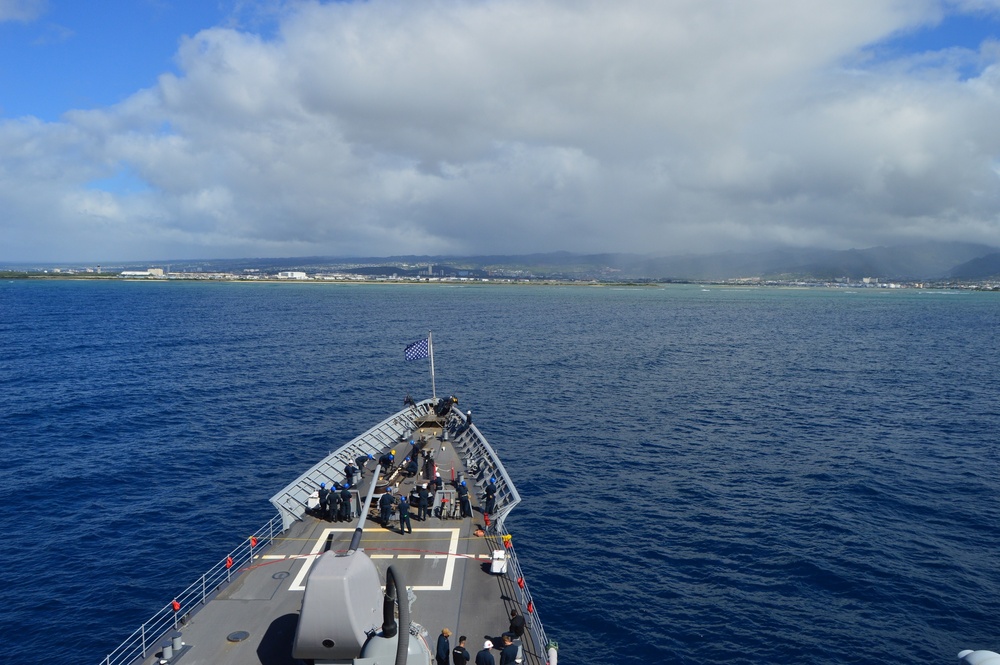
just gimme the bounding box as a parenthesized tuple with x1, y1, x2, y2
(4, 0, 1000, 262)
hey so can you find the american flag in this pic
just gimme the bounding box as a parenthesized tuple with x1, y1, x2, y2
(404, 338, 430, 361)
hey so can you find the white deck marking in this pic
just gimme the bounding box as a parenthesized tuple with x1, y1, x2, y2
(289, 528, 350, 591)
(413, 528, 460, 591)
(290, 528, 461, 592)
(262, 555, 286, 560)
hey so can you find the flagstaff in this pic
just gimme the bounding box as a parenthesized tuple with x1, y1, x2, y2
(428, 331, 436, 399)
(404, 333, 436, 399)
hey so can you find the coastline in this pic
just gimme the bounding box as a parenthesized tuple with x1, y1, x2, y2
(2, 272, 996, 290)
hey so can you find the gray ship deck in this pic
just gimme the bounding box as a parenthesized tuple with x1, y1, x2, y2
(106, 399, 549, 665)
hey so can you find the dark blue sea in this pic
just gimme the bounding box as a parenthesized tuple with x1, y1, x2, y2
(2, 280, 999, 665)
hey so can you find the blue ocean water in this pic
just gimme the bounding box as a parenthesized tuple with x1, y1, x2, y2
(2, 280, 999, 665)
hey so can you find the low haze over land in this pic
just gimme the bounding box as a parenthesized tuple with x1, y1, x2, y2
(3, 0, 1000, 263)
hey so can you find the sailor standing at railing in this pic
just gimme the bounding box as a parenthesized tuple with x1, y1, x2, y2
(508, 608, 525, 639)
(484, 478, 497, 515)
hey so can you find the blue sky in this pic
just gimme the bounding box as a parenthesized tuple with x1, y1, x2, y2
(0, 1, 229, 119)
(3, 0, 1000, 263)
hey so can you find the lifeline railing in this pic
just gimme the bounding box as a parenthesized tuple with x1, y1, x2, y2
(491, 523, 552, 665)
(100, 513, 284, 665)
(447, 410, 553, 665)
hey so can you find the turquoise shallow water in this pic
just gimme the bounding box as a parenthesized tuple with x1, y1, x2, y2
(2, 281, 999, 664)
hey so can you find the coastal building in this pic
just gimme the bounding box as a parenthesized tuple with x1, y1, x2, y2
(119, 268, 165, 278)
(277, 271, 309, 280)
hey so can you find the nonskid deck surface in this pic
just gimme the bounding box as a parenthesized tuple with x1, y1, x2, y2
(141, 431, 535, 665)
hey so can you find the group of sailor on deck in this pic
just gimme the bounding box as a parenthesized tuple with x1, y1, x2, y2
(316, 482, 353, 522)
(436, 607, 526, 665)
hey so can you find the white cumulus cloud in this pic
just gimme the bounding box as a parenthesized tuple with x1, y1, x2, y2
(4, 0, 1000, 262)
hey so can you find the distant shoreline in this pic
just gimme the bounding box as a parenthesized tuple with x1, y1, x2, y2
(0, 273, 660, 287)
(2, 272, 997, 291)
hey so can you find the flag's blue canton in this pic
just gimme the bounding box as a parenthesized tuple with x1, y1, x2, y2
(405, 338, 430, 361)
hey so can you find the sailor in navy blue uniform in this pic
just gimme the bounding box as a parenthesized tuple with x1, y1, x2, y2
(398, 495, 413, 534)
(508, 608, 525, 639)
(403, 456, 418, 477)
(498, 634, 517, 665)
(417, 483, 430, 521)
(344, 461, 358, 487)
(436, 628, 452, 665)
(457, 480, 472, 518)
(379, 489, 394, 527)
(422, 450, 435, 479)
(339, 484, 352, 521)
(356, 453, 373, 481)
(328, 485, 341, 522)
(484, 478, 497, 515)
(452, 635, 470, 665)
(475, 640, 495, 665)
(379, 450, 396, 472)
(318, 483, 331, 521)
